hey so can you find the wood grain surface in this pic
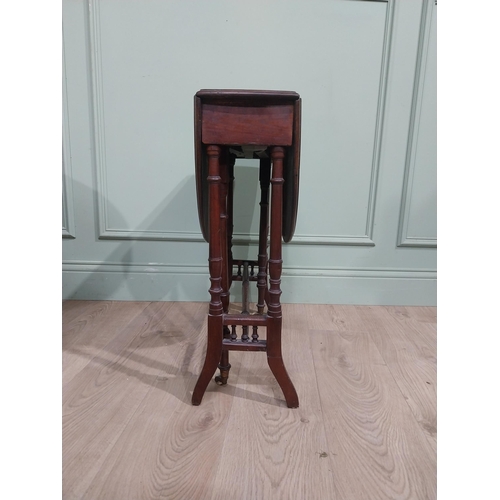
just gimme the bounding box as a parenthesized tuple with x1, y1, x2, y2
(202, 104, 294, 146)
(63, 302, 436, 500)
(355, 306, 437, 453)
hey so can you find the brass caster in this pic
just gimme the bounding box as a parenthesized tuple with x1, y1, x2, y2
(215, 364, 230, 386)
(215, 375, 228, 386)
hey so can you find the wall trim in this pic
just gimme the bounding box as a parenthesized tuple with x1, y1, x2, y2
(397, 0, 437, 248)
(63, 259, 436, 305)
(98, 229, 205, 242)
(88, 0, 109, 241)
(63, 260, 435, 280)
(234, 234, 375, 246)
(98, 230, 376, 246)
(364, 0, 395, 243)
(62, 32, 76, 239)
(63, 261, 208, 274)
(87, 0, 394, 247)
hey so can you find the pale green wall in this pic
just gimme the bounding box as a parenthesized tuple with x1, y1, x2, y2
(62, 0, 437, 305)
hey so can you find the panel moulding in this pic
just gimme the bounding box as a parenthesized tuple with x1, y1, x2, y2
(397, 0, 437, 248)
(62, 260, 435, 280)
(87, 0, 395, 247)
(62, 31, 76, 239)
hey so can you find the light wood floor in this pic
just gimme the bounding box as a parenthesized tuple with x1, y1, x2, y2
(63, 301, 436, 500)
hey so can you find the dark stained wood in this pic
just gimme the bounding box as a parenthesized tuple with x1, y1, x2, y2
(192, 90, 301, 408)
(194, 90, 301, 243)
(194, 96, 209, 241)
(202, 104, 294, 146)
(196, 88, 300, 106)
(222, 314, 268, 326)
(257, 158, 271, 313)
(220, 151, 231, 320)
(232, 260, 258, 281)
(222, 339, 268, 352)
(216, 152, 233, 387)
(227, 161, 235, 289)
(283, 98, 302, 242)
(266, 146, 299, 408)
(192, 145, 224, 406)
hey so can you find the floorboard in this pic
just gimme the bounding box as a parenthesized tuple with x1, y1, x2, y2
(62, 301, 437, 500)
(210, 304, 338, 500)
(310, 327, 436, 499)
(355, 306, 437, 452)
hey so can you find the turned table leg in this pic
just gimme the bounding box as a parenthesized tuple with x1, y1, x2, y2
(266, 146, 299, 408)
(216, 151, 232, 386)
(257, 158, 271, 314)
(192, 145, 224, 405)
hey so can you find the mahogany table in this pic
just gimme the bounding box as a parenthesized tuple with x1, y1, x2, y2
(191, 89, 301, 408)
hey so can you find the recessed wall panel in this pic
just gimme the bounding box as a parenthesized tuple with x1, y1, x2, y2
(91, 0, 388, 242)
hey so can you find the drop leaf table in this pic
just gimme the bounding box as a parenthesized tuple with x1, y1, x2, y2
(192, 89, 301, 408)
